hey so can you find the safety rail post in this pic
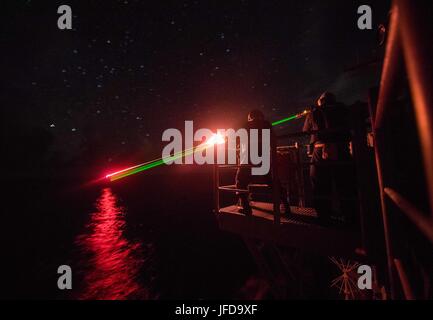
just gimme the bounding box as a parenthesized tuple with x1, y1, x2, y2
(371, 100, 397, 299)
(394, 259, 415, 300)
(350, 103, 370, 253)
(296, 144, 306, 207)
(272, 146, 281, 225)
(213, 145, 220, 214)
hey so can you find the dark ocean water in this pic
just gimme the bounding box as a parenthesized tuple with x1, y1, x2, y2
(2, 166, 257, 299)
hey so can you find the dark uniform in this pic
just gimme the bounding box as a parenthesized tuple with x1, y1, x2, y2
(236, 110, 289, 215)
(303, 92, 356, 225)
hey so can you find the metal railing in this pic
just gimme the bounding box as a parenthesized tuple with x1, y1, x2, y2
(214, 158, 282, 224)
(213, 126, 365, 229)
(370, 0, 433, 300)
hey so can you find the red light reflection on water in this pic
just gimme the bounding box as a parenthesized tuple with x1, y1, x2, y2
(76, 188, 151, 300)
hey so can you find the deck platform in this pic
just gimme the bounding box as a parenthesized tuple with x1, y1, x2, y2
(217, 201, 361, 256)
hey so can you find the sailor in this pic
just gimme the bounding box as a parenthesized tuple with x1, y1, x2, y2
(236, 109, 290, 215)
(303, 92, 356, 225)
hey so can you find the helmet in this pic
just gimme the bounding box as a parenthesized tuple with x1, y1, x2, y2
(317, 92, 336, 107)
(248, 109, 264, 122)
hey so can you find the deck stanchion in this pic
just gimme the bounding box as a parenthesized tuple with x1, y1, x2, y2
(214, 144, 220, 214)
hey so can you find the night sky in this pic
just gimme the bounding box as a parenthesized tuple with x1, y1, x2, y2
(4, 0, 390, 174)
